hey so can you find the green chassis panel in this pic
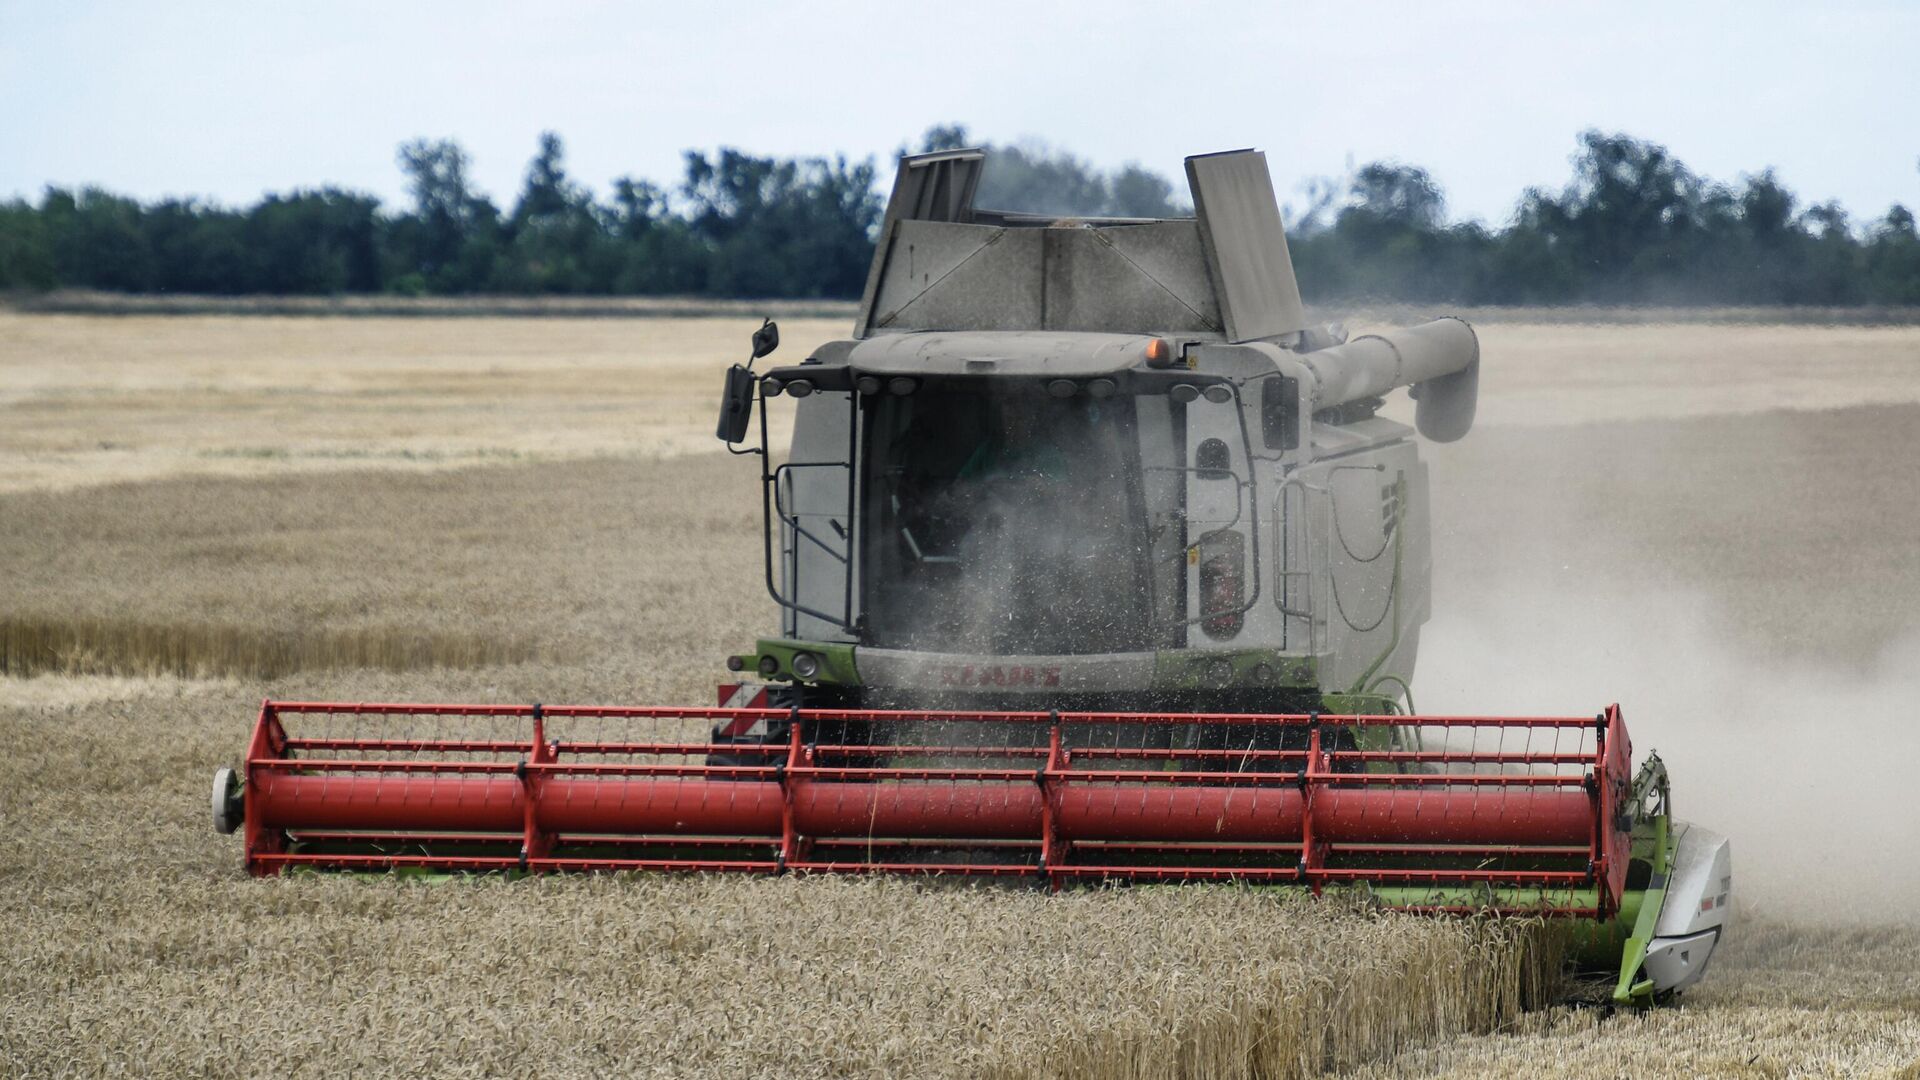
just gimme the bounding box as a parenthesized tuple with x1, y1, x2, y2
(741, 639, 1330, 695)
(746, 639, 860, 685)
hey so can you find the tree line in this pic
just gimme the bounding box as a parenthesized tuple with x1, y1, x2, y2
(1, 126, 1915, 305)
(1286, 133, 1920, 305)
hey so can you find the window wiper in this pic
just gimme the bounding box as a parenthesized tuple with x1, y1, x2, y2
(900, 526, 959, 564)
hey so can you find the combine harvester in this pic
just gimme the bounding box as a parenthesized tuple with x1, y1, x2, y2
(211, 149, 1729, 1003)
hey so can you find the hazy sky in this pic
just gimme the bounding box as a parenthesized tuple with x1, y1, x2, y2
(4, 1, 1916, 227)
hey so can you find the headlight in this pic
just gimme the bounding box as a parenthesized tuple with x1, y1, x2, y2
(790, 652, 821, 680)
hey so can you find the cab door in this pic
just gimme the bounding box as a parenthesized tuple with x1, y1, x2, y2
(1183, 394, 1253, 646)
(778, 391, 856, 642)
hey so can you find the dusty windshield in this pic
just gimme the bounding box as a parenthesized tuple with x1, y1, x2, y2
(862, 385, 1185, 655)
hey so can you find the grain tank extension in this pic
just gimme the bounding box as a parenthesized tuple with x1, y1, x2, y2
(211, 148, 1729, 1004)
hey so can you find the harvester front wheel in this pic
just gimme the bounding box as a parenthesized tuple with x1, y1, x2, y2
(705, 685, 881, 772)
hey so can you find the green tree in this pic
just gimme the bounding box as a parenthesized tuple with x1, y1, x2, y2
(607, 176, 702, 294)
(1796, 200, 1865, 304)
(391, 138, 501, 292)
(244, 189, 384, 294)
(498, 132, 609, 293)
(144, 198, 248, 293)
(0, 124, 1909, 307)
(1865, 206, 1920, 303)
(40, 187, 158, 292)
(1533, 131, 1708, 300)
(1349, 163, 1446, 230)
(0, 198, 58, 289)
(681, 148, 881, 297)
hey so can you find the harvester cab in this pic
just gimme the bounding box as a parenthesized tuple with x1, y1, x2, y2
(722, 148, 1482, 712)
(214, 147, 1730, 1005)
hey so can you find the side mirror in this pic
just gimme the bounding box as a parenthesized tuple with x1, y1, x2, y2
(717, 319, 779, 444)
(716, 364, 755, 443)
(751, 318, 780, 360)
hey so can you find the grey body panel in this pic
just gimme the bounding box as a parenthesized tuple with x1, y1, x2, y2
(1655, 823, 1733, 939)
(847, 330, 1161, 378)
(855, 150, 986, 339)
(1050, 221, 1222, 334)
(1292, 422, 1426, 693)
(1185, 151, 1309, 342)
(866, 223, 1043, 333)
(856, 147, 1327, 342)
(1645, 822, 1732, 993)
(862, 220, 1223, 337)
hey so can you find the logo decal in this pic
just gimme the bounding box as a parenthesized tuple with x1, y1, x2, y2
(937, 664, 1062, 688)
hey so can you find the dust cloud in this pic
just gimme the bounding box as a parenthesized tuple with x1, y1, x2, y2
(1415, 577, 1920, 924)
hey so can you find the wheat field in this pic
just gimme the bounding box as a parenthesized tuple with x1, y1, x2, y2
(4, 312, 1919, 1077)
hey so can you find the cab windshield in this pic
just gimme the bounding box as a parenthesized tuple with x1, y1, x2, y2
(861, 385, 1186, 654)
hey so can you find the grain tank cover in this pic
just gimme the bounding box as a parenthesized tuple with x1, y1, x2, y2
(1183, 150, 1309, 343)
(854, 148, 1309, 344)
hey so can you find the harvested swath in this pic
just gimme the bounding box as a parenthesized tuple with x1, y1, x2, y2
(1341, 917, 1920, 1079)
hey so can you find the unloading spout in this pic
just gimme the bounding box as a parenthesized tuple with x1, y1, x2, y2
(1294, 317, 1480, 442)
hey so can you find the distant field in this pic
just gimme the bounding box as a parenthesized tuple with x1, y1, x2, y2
(11, 289, 1920, 326)
(0, 289, 863, 320)
(6, 310, 1920, 493)
(3, 313, 1919, 1077)
(0, 313, 841, 492)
